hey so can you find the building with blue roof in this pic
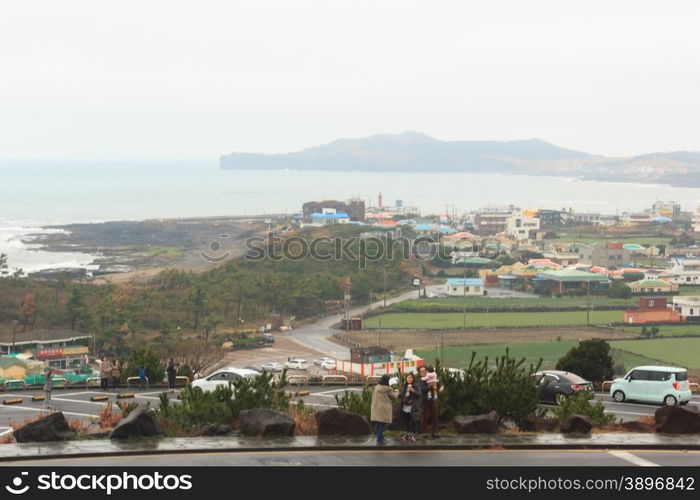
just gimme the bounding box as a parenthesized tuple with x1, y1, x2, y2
(445, 278, 485, 296)
(308, 211, 350, 226)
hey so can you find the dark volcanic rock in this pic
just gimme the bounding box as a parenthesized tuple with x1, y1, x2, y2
(14, 412, 76, 443)
(239, 409, 295, 437)
(560, 414, 593, 434)
(655, 406, 700, 434)
(316, 408, 371, 436)
(110, 406, 163, 439)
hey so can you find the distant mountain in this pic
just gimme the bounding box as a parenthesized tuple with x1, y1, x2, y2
(220, 132, 700, 186)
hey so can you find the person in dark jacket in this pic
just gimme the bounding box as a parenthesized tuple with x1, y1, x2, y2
(418, 365, 443, 438)
(398, 372, 422, 442)
(167, 358, 177, 389)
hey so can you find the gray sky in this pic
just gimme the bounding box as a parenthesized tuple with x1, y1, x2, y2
(1, 0, 699, 161)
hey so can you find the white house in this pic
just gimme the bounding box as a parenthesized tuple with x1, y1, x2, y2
(505, 214, 540, 241)
(664, 259, 700, 286)
(671, 296, 700, 319)
(445, 278, 485, 296)
(307, 208, 350, 226)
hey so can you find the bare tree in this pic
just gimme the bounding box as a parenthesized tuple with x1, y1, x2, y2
(163, 339, 226, 377)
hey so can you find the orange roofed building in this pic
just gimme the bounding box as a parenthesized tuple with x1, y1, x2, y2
(624, 297, 683, 324)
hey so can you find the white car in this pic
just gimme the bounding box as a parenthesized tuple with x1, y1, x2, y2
(314, 357, 334, 366)
(190, 368, 260, 392)
(261, 362, 283, 372)
(319, 359, 336, 370)
(284, 359, 308, 370)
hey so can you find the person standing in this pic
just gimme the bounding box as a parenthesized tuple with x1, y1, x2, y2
(370, 375, 397, 445)
(43, 365, 53, 411)
(399, 372, 422, 442)
(111, 359, 121, 389)
(138, 365, 148, 390)
(167, 358, 176, 390)
(99, 356, 111, 391)
(418, 365, 443, 438)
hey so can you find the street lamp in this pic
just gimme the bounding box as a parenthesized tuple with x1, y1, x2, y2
(11, 319, 19, 354)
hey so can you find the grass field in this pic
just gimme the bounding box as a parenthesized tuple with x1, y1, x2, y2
(678, 286, 700, 296)
(416, 342, 657, 373)
(610, 338, 700, 369)
(393, 296, 637, 312)
(555, 234, 670, 246)
(616, 324, 700, 337)
(363, 310, 624, 329)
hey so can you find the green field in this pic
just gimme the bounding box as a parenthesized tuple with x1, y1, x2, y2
(363, 310, 623, 329)
(393, 296, 637, 312)
(555, 234, 670, 246)
(416, 342, 656, 373)
(679, 286, 700, 296)
(616, 324, 700, 337)
(610, 338, 700, 369)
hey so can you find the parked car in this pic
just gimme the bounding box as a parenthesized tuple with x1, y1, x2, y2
(314, 357, 334, 366)
(261, 334, 275, 344)
(261, 362, 283, 372)
(190, 367, 260, 393)
(610, 365, 691, 406)
(319, 359, 335, 370)
(532, 370, 593, 405)
(244, 365, 262, 373)
(284, 359, 308, 370)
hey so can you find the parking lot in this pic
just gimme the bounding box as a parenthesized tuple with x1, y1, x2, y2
(0, 388, 182, 437)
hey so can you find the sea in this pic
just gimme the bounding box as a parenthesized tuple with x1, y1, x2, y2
(2, 162, 700, 273)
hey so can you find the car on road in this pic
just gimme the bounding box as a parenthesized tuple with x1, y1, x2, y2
(319, 359, 336, 370)
(313, 357, 334, 366)
(261, 362, 284, 372)
(284, 359, 308, 370)
(260, 334, 275, 345)
(191, 367, 260, 393)
(532, 370, 593, 405)
(610, 365, 691, 406)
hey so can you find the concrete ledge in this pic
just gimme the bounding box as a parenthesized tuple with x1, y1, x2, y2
(2, 434, 700, 462)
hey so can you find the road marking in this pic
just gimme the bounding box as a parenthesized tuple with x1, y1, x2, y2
(608, 451, 659, 467)
(0, 427, 13, 437)
(313, 388, 362, 396)
(0, 405, 96, 418)
(604, 411, 650, 416)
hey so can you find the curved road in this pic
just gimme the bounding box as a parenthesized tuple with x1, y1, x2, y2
(285, 285, 443, 359)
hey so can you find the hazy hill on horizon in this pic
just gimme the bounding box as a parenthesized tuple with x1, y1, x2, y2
(220, 131, 700, 186)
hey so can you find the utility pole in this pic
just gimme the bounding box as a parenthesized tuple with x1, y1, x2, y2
(586, 279, 591, 325)
(462, 266, 467, 331)
(383, 266, 387, 308)
(344, 277, 351, 332)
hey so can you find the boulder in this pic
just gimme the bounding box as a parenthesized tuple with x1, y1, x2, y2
(454, 411, 499, 434)
(316, 408, 371, 436)
(518, 416, 559, 432)
(14, 412, 76, 443)
(239, 409, 295, 437)
(109, 406, 163, 439)
(560, 414, 593, 434)
(655, 406, 700, 434)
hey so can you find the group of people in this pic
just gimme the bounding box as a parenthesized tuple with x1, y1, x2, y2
(370, 365, 442, 445)
(98, 356, 123, 390)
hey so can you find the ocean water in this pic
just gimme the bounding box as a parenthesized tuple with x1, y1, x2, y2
(2, 163, 700, 272)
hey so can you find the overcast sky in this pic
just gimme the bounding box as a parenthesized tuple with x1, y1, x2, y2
(1, 0, 699, 161)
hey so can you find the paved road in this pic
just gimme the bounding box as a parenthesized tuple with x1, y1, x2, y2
(4, 449, 699, 466)
(286, 285, 445, 359)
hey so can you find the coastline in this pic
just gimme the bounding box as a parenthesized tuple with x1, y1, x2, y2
(11, 215, 276, 282)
